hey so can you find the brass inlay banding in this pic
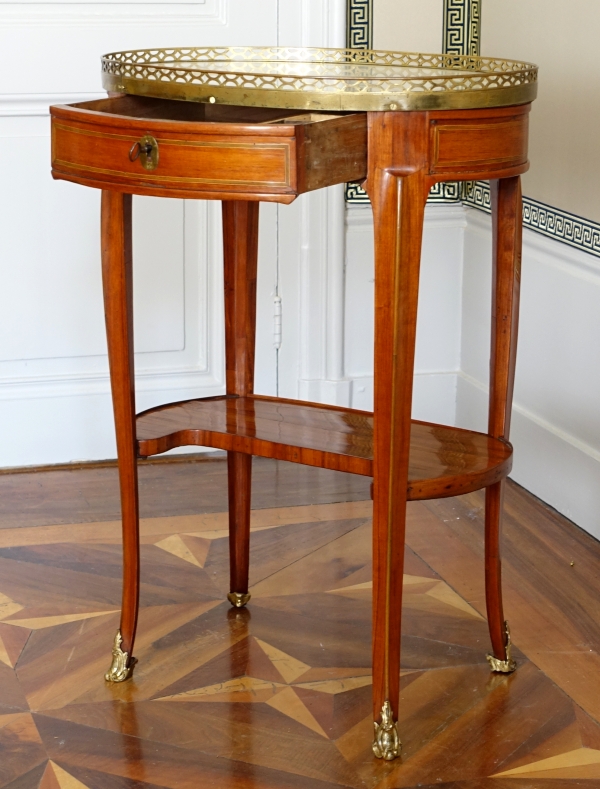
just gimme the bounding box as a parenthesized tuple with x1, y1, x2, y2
(53, 123, 291, 188)
(432, 120, 528, 168)
(382, 177, 405, 699)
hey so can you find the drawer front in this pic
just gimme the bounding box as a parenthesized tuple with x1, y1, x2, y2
(52, 120, 295, 195)
(430, 112, 529, 175)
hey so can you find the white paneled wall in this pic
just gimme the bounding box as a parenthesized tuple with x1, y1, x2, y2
(342, 203, 465, 424)
(0, 0, 346, 467)
(5, 1, 596, 547)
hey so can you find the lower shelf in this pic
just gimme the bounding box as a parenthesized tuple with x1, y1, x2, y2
(136, 395, 512, 501)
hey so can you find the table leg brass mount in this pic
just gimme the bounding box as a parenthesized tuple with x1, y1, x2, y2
(51, 92, 529, 760)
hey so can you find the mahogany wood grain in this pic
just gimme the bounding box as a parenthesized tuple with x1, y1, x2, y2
(223, 201, 259, 598)
(361, 108, 529, 729)
(429, 110, 529, 175)
(50, 97, 367, 201)
(51, 97, 533, 751)
(365, 111, 430, 722)
(135, 395, 512, 498)
(295, 113, 368, 193)
(485, 176, 523, 662)
(100, 191, 139, 661)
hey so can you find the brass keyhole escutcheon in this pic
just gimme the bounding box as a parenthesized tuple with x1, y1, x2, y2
(129, 134, 159, 171)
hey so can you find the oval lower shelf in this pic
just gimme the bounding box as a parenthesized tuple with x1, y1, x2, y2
(136, 395, 512, 501)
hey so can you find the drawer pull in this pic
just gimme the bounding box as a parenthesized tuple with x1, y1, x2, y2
(128, 135, 159, 171)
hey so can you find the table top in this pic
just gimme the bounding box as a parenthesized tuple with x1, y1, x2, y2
(102, 46, 537, 113)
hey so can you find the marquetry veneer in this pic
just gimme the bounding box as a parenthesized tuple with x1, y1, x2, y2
(51, 66, 533, 760)
(137, 395, 512, 499)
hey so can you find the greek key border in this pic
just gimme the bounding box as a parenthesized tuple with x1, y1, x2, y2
(346, 0, 480, 205)
(347, 0, 373, 49)
(463, 182, 600, 258)
(345, 0, 372, 203)
(443, 0, 481, 57)
(344, 0, 600, 259)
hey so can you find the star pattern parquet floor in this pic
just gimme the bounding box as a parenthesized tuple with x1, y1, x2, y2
(1, 459, 600, 788)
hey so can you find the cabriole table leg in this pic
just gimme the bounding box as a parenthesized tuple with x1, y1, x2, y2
(223, 201, 259, 609)
(367, 113, 430, 758)
(100, 191, 140, 682)
(485, 176, 522, 674)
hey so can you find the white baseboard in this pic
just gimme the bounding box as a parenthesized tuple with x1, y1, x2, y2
(298, 378, 352, 407)
(298, 371, 458, 421)
(0, 375, 225, 468)
(461, 207, 600, 540)
(457, 372, 600, 541)
(348, 371, 458, 425)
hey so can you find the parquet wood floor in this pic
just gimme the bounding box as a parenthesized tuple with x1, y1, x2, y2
(0, 457, 599, 788)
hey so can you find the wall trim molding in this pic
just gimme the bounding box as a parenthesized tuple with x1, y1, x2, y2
(0, 369, 224, 403)
(460, 205, 600, 537)
(346, 201, 468, 230)
(0, 0, 226, 26)
(459, 370, 600, 466)
(464, 181, 600, 260)
(0, 94, 103, 117)
(466, 203, 600, 278)
(344, 0, 371, 205)
(346, 0, 372, 49)
(456, 372, 600, 539)
(443, 0, 481, 56)
(344, 0, 600, 261)
(345, 0, 480, 206)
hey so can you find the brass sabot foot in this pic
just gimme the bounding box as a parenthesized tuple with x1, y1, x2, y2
(487, 621, 517, 674)
(105, 630, 136, 682)
(372, 701, 401, 761)
(227, 592, 251, 608)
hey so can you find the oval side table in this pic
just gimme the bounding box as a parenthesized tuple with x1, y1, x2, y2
(50, 46, 538, 761)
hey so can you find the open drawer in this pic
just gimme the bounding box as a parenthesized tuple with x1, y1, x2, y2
(50, 95, 367, 202)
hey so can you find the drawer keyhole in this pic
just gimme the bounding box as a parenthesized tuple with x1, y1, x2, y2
(129, 135, 159, 171)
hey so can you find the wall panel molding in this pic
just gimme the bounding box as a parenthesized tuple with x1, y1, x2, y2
(0, 94, 103, 117)
(342, 203, 466, 418)
(0, 0, 294, 467)
(0, 199, 225, 401)
(0, 0, 226, 26)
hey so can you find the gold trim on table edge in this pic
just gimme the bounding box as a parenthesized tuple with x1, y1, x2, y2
(53, 123, 291, 188)
(104, 75, 536, 113)
(52, 159, 291, 190)
(101, 46, 537, 113)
